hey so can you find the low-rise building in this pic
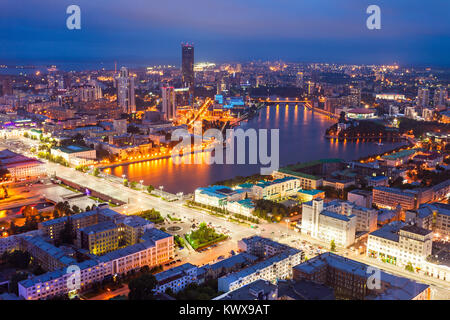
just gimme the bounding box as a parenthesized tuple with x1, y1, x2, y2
(218, 237, 304, 293)
(381, 149, 418, 167)
(226, 199, 255, 218)
(366, 175, 389, 187)
(373, 186, 419, 210)
(77, 221, 119, 255)
(300, 199, 357, 247)
(293, 252, 430, 300)
(405, 203, 450, 238)
(251, 177, 300, 200)
(367, 222, 433, 270)
(218, 248, 303, 293)
(154, 263, 199, 294)
(17, 211, 174, 300)
(194, 185, 246, 208)
(0, 149, 46, 181)
(347, 189, 373, 208)
(51, 145, 97, 166)
(214, 279, 278, 300)
(297, 189, 325, 203)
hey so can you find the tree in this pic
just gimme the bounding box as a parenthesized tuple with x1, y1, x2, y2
(147, 185, 155, 193)
(339, 111, 346, 123)
(128, 273, 157, 300)
(93, 167, 100, 177)
(405, 262, 414, 272)
(123, 179, 129, 187)
(9, 272, 29, 295)
(22, 205, 39, 219)
(0, 167, 9, 182)
(60, 217, 75, 245)
(2, 250, 31, 269)
(330, 240, 336, 252)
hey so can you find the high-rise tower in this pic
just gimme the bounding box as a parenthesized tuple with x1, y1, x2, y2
(116, 67, 136, 114)
(161, 86, 176, 121)
(181, 43, 195, 90)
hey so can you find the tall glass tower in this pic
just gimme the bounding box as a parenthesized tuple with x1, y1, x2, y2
(181, 43, 195, 90)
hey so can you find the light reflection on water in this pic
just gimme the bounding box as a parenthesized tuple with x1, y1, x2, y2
(110, 104, 405, 193)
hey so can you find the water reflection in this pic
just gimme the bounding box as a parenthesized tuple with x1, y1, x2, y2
(110, 104, 405, 193)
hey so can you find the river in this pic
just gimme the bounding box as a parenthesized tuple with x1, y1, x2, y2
(108, 104, 405, 194)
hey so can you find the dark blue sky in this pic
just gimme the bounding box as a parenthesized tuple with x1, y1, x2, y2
(1, 0, 449, 67)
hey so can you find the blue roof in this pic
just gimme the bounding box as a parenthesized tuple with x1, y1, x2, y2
(236, 199, 255, 208)
(208, 253, 258, 271)
(79, 221, 117, 234)
(373, 186, 418, 197)
(321, 210, 354, 222)
(293, 252, 429, 300)
(369, 221, 405, 242)
(219, 248, 299, 286)
(21, 236, 76, 266)
(155, 263, 197, 282)
(140, 228, 172, 243)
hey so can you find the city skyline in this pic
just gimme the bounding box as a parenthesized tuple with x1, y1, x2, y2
(0, 0, 449, 304)
(1, 0, 449, 66)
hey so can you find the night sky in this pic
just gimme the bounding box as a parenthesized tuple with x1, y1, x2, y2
(1, 0, 449, 67)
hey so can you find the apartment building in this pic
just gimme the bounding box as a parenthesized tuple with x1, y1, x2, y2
(215, 279, 278, 300)
(251, 177, 301, 200)
(50, 145, 97, 166)
(218, 237, 304, 292)
(347, 189, 373, 208)
(367, 222, 432, 268)
(293, 252, 430, 300)
(0, 149, 45, 181)
(19, 235, 77, 272)
(18, 259, 113, 300)
(367, 221, 449, 282)
(273, 170, 322, 190)
(373, 186, 419, 210)
(194, 185, 246, 208)
(218, 248, 304, 293)
(405, 203, 450, 237)
(154, 263, 199, 294)
(77, 221, 119, 255)
(326, 200, 378, 233)
(199, 253, 259, 281)
(238, 236, 291, 258)
(17, 211, 174, 300)
(300, 199, 356, 247)
(121, 215, 155, 246)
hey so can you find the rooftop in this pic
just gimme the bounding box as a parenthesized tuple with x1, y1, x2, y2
(155, 263, 197, 284)
(52, 145, 93, 154)
(298, 189, 325, 196)
(79, 221, 117, 235)
(321, 210, 355, 222)
(277, 279, 335, 300)
(382, 149, 419, 160)
(293, 252, 429, 300)
(215, 279, 277, 300)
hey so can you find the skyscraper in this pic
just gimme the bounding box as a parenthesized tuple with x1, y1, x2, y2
(433, 87, 447, 107)
(0, 77, 13, 96)
(161, 86, 176, 121)
(417, 87, 430, 108)
(181, 43, 195, 90)
(349, 86, 361, 107)
(116, 67, 136, 114)
(296, 72, 304, 88)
